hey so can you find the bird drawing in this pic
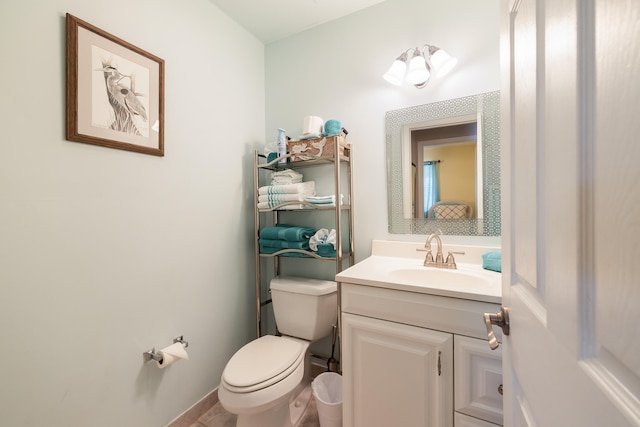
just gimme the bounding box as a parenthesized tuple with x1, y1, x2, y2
(99, 59, 147, 136)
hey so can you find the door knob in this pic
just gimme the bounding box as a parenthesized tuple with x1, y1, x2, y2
(483, 306, 510, 350)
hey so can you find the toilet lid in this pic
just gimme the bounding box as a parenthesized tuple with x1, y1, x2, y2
(222, 335, 303, 389)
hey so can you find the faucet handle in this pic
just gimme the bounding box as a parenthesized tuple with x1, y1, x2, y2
(445, 251, 455, 267)
(423, 250, 436, 267)
(445, 251, 465, 269)
(425, 250, 434, 263)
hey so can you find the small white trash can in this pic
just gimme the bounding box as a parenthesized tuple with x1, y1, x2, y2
(312, 372, 343, 427)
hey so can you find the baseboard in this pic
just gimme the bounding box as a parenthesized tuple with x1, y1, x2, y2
(166, 387, 219, 427)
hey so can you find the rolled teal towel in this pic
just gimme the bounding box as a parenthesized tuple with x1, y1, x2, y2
(258, 239, 310, 250)
(324, 120, 342, 136)
(259, 225, 316, 241)
(316, 243, 336, 258)
(482, 251, 502, 273)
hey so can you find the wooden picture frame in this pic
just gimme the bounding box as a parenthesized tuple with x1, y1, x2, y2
(66, 13, 164, 156)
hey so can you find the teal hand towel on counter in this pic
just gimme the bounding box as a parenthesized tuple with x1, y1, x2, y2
(482, 251, 502, 272)
(259, 224, 316, 241)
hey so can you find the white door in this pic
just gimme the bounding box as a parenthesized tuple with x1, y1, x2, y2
(500, 0, 640, 426)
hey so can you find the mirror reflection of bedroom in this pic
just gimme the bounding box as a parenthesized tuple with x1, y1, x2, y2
(411, 121, 478, 219)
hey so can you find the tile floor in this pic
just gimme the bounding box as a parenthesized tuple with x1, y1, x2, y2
(182, 364, 328, 427)
(190, 393, 320, 427)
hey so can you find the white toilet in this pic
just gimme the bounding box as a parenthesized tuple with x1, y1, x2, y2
(219, 276, 338, 427)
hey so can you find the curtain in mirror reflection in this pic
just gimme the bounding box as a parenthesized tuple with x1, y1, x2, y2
(423, 161, 440, 217)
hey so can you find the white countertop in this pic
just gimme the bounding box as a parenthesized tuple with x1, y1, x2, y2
(336, 240, 502, 304)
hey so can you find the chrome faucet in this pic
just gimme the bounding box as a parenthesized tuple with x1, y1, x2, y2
(423, 233, 461, 269)
(424, 233, 444, 266)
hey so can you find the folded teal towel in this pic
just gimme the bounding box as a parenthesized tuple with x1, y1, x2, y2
(258, 239, 310, 250)
(259, 225, 316, 241)
(482, 251, 502, 273)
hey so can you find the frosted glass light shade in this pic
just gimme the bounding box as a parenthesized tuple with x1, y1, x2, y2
(383, 59, 407, 85)
(406, 50, 430, 85)
(430, 48, 457, 78)
(383, 52, 408, 86)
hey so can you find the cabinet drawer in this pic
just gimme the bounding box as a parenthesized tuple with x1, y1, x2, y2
(454, 335, 503, 425)
(455, 412, 501, 427)
(341, 283, 502, 341)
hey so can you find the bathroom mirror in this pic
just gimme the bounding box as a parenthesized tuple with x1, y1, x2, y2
(386, 91, 500, 236)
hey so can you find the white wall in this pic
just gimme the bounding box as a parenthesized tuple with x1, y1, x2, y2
(0, 1, 263, 425)
(0, 0, 500, 424)
(266, 0, 501, 260)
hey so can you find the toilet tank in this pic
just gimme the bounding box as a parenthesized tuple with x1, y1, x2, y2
(270, 276, 337, 341)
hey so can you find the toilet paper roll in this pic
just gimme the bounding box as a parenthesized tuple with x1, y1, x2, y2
(156, 342, 189, 369)
(302, 115, 324, 137)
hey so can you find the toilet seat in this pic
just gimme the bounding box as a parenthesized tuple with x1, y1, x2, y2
(222, 335, 305, 393)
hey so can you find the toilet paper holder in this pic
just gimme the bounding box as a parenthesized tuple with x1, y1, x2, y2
(143, 336, 189, 363)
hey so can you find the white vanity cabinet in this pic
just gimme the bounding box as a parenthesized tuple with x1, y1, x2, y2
(340, 281, 504, 427)
(342, 312, 454, 427)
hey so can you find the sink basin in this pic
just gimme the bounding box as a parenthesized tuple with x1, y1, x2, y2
(388, 266, 494, 288)
(335, 242, 502, 303)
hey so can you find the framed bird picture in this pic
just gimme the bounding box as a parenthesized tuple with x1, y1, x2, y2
(66, 13, 164, 156)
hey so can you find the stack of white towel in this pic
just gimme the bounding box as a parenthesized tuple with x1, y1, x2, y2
(257, 181, 316, 209)
(271, 169, 303, 185)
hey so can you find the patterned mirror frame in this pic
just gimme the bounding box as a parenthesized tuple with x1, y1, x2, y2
(386, 91, 501, 236)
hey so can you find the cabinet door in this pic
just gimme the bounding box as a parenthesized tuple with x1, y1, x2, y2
(342, 313, 453, 427)
(454, 335, 503, 425)
(455, 412, 501, 427)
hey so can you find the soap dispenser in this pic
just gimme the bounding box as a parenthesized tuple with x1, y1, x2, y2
(277, 128, 287, 164)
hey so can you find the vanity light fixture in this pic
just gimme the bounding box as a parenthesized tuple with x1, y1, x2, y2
(383, 45, 457, 89)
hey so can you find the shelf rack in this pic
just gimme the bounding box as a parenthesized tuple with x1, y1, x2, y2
(253, 139, 354, 338)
